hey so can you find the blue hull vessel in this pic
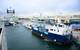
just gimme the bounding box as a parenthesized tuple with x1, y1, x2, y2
(32, 23, 72, 45)
(32, 28, 72, 45)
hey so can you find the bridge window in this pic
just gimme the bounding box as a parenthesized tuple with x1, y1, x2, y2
(50, 29, 53, 31)
(58, 25, 62, 27)
(54, 29, 55, 31)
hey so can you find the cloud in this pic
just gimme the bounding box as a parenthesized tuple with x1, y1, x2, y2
(0, 0, 80, 15)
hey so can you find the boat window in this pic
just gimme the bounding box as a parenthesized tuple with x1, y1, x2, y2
(61, 20, 65, 23)
(50, 29, 53, 31)
(58, 25, 63, 27)
(55, 24, 57, 26)
(54, 29, 55, 31)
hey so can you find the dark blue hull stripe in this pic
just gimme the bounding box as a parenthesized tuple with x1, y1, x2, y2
(32, 28, 71, 43)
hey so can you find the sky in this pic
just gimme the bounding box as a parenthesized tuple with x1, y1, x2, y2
(0, 0, 80, 16)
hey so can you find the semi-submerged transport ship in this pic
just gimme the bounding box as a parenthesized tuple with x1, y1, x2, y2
(32, 21, 73, 45)
(4, 8, 16, 26)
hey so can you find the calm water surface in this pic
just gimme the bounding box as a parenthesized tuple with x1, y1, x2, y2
(5, 24, 80, 50)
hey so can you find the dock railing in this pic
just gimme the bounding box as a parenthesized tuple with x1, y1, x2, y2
(2, 22, 8, 50)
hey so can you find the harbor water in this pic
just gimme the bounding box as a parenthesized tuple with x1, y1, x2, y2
(4, 24, 80, 50)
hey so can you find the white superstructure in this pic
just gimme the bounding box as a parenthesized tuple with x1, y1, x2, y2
(45, 23, 71, 35)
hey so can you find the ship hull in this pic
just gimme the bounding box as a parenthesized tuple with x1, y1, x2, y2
(32, 28, 72, 45)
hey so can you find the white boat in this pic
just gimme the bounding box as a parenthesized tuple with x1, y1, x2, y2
(23, 22, 32, 30)
(9, 18, 16, 26)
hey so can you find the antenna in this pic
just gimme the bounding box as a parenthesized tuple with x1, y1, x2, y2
(40, 13, 42, 17)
